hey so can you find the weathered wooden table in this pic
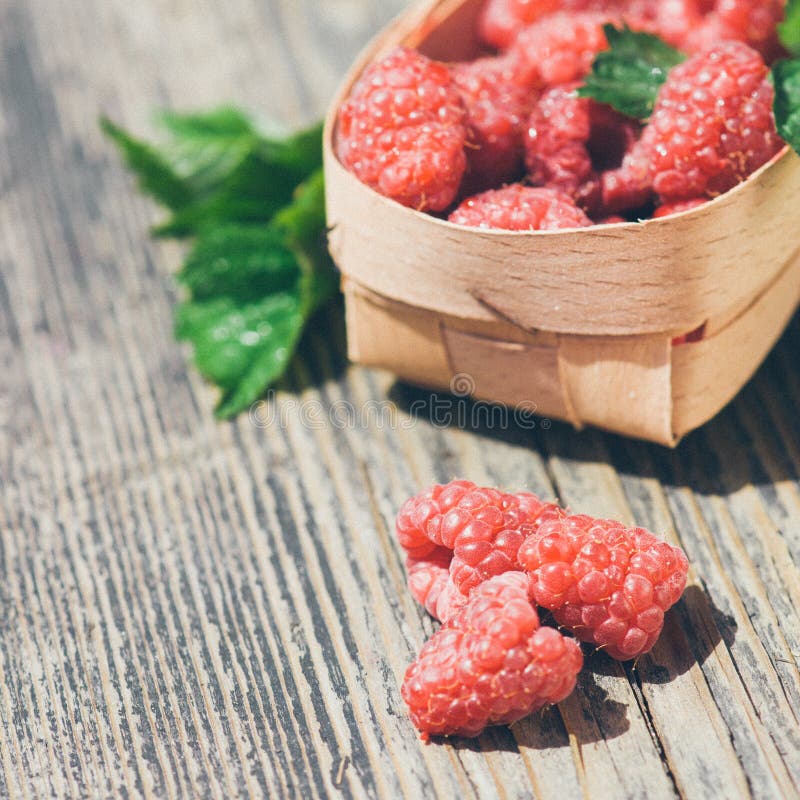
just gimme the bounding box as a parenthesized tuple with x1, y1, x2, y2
(2, 1, 800, 797)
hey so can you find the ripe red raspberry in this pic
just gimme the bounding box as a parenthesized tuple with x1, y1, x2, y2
(449, 492, 560, 594)
(686, 0, 784, 59)
(401, 572, 583, 739)
(397, 481, 562, 597)
(406, 547, 469, 623)
(643, 41, 782, 203)
(478, 0, 562, 50)
(451, 56, 538, 191)
(449, 185, 592, 231)
(648, 0, 706, 48)
(599, 138, 653, 216)
(395, 479, 479, 559)
(525, 84, 647, 215)
(518, 515, 689, 660)
(508, 12, 613, 89)
(336, 47, 468, 211)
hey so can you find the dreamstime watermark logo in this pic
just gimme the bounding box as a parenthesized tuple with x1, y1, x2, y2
(249, 373, 551, 432)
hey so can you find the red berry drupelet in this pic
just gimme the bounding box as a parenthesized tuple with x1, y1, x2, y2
(643, 41, 783, 203)
(401, 572, 583, 739)
(335, 47, 468, 212)
(518, 515, 689, 660)
(449, 185, 592, 231)
(451, 56, 538, 191)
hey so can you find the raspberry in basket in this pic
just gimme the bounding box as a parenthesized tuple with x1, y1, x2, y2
(508, 11, 614, 89)
(686, 0, 784, 59)
(643, 41, 782, 203)
(335, 47, 468, 212)
(451, 56, 537, 190)
(525, 84, 646, 215)
(401, 572, 582, 739)
(518, 514, 689, 660)
(478, 0, 562, 50)
(449, 185, 592, 231)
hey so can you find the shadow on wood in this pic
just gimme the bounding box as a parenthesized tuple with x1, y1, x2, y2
(386, 312, 800, 495)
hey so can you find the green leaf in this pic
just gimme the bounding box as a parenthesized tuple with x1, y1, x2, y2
(178, 225, 300, 303)
(155, 108, 259, 198)
(103, 109, 336, 418)
(274, 170, 339, 314)
(578, 25, 686, 120)
(779, 0, 800, 57)
(772, 59, 800, 154)
(101, 118, 194, 210)
(152, 149, 306, 237)
(176, 291, 305, 417)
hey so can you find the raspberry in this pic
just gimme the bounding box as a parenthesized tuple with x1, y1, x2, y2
(518, 515, 689, 660)
(649, 0, 706, 48)
(642, 41, 782, 203)
(395, 479, 479, 559)
(449, 492, 559, 594)
(397, 481, 560, 596)
(686, 0, 784, 59)
(653, 198, 707, 218)
(478, 0, 562, 50)
(525, 84, 646, 215)
(508, 12, 614, 89)
(401, 572, 583, 739)
(336, 47, 468, 211)
(599, 138, 653, 216)
(406, 548, 469, 623)
(451, 56, 538, 190)
(448, 185, 592, 231)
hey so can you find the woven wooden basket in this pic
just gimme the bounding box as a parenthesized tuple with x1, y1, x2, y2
(323, 0, 800, 446)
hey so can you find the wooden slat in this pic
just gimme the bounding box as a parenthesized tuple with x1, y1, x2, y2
(2, 0, 800, 798)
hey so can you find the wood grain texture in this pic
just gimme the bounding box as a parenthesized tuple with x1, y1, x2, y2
(1, 1, 799, 798)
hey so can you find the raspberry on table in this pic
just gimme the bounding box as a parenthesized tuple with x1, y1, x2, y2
(518, 515, 689, 660)
(449, 185, 592, 231)
(335, 46, 468, 212)
(406, 547, 469, 623)
(642, 41, 783, 203)
(397, 480, 556, 596)
(451, 56, 538, 191)
(524, 84, 646, 215)
(401, 572, 583, 739)
(396, 479, 479, 559)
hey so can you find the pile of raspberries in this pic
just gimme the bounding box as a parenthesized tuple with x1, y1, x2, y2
(335, 0, 785, 230)
(396, 480, 689, 739)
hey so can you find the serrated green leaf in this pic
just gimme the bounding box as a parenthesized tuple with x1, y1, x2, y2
(178, 225, 300, 302)
(779, 0, 800, 56)
(156, 108, 258, 198)
(772, 59, 800, 154)
(101, 118, 194, 210)
(103, 108, 336, 418)
(153, 149, 305, 237)
(275, 170, 339, 314)
(578, 25, 686, 120)
(176, 291, 304, 407)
